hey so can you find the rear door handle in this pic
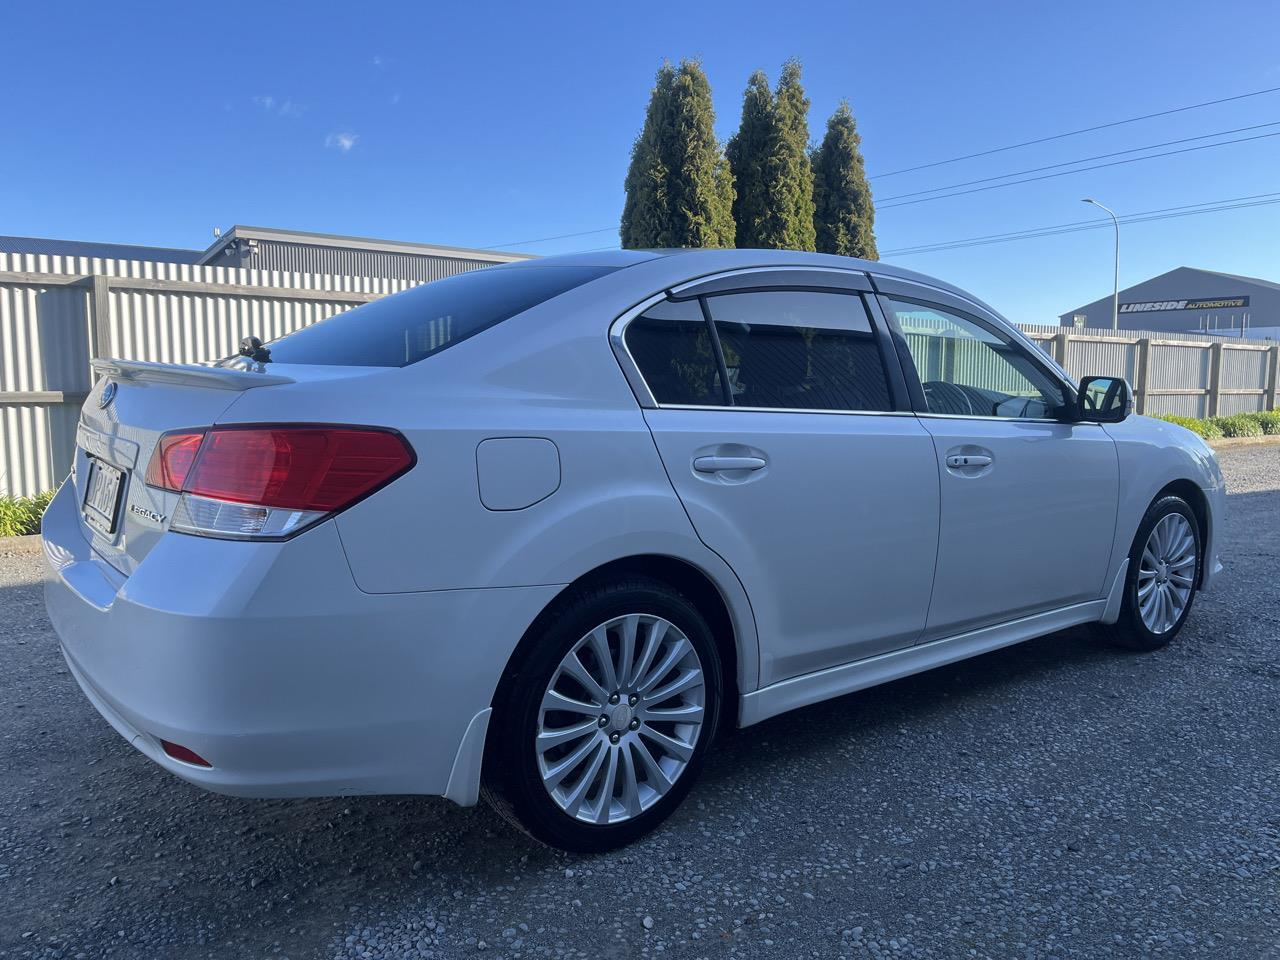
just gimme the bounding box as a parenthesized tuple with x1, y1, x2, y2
(945, 454, 992, 468)
(693, 456, 767, 473)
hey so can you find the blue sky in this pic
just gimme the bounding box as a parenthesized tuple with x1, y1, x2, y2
(4, 0, 1279, 322)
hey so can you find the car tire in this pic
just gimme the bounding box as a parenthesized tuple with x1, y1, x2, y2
(482, 577, 723, 852)
(1103, 495, 1201, 652)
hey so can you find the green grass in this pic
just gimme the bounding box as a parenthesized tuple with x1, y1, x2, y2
(0, 490, 53, 537)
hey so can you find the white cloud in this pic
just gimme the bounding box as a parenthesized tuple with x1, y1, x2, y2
(253, 94, 304, 118)
(371, 54, 386, 68)
(325, 131, 359, 152)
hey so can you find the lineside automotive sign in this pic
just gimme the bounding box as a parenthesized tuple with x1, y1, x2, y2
(1118, 296, 1250, 314)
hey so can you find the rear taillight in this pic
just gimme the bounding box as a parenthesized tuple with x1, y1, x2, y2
(145, 425, 414, 540)
(145, 431, 205, 491)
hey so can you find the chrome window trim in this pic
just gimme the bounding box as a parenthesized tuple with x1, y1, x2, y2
(915, 412, 1102, 425)
(612, 271, 1098, 427)
(608, 292, 667, 409)
(655, 404, 1097, 425)
(656, 403, 919, 418)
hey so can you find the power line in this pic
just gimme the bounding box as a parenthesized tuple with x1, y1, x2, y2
(880, 192, 1280, 257)
(871, 84, 1280, 179)
(488, 225, 618, 249)
(877, 120, 1280, 203)
(488, 86, 1280, 249)
(884, 191, 1280, 251)
(878, 129, 1280, 210)
(888, 196, 1280, 255)
(561, 191, 1280, 258)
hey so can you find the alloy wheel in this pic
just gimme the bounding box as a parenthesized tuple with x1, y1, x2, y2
(1137, 513, 1197, 634)
(536, 614, 706, 825)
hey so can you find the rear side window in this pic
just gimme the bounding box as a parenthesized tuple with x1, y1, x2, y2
(706, 290, 892, 411)
(260, 264, 616, 367)
(623, 299, 724, 405)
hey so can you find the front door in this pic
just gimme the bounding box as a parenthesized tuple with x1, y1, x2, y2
(623, 286, 941, 687)
(881, 295, 1119, 640)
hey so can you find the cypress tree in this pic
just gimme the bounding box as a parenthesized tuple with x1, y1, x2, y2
(726, 61, 816, 250)
(771, 59, 817, 251)
(812, 101, 879, 259)
(620, 63, 674, 250)
(725, 71, 775, 248)
(621, 60, 734, 249)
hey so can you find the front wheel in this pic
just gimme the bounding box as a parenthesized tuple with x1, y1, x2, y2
(1104, 495, 1200, 651)
(482, 578, 722, 852)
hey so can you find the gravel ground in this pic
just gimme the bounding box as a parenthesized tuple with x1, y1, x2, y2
(3, 444, 1279, 960)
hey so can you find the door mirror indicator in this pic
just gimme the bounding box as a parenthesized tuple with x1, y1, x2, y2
(1077, 376, 1132, 423)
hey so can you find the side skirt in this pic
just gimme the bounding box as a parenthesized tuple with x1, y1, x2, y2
(739, 600, 1107, 727)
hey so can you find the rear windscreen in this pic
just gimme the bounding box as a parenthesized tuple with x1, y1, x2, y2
(259, 264, 617, 367)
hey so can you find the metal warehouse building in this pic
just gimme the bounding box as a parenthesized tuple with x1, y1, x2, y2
(1061, 266, 1280, 340)
(200, 226, 531, 279)
(0, 225, 530, 279)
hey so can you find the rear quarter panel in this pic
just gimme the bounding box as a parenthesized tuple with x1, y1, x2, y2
(216, 277, 762, 692)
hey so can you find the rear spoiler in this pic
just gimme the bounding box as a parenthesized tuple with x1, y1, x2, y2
(91, 358, 295, 391)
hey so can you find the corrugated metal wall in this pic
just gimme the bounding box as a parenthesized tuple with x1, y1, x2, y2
(104, 287, 362, 364)
(246, 240, 500, 284)
(1, 255, 1276, 497)
(0, 253, 416, 497)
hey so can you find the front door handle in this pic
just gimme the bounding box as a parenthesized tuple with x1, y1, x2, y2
(945, 454, 992, 468)
(693, 455, 767, 473)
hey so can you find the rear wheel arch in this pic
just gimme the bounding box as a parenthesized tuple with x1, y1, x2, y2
(488, 556, 743, 735)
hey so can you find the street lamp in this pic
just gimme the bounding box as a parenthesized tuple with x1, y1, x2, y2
(1081, 198, 1120, 330)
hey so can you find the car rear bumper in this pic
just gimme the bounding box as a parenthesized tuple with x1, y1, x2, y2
(41, 480, 559, 801)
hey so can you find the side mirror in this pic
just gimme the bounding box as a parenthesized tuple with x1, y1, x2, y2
(1077, 375, 1132, 423)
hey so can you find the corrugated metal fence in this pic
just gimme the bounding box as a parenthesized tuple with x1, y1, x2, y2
(1017, 323, 1278, 419)
(1, 255, 1277, 496)
(0, 253, 417, 497)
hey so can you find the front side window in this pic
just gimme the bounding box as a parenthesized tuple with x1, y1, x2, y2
(706, 290, 892, 411)
(256, 264, 616, 367)
(885, 299, 1069, 419)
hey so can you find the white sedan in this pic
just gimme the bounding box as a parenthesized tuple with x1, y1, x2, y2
(43, 249, 1225, 851)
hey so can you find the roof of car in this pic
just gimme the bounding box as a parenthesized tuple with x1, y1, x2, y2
(515, 248, 997, 316)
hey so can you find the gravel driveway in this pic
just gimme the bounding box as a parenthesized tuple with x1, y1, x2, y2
(3, 444, 1279, 960)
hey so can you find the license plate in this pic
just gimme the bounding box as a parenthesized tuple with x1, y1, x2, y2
(82, 457, 125, 536)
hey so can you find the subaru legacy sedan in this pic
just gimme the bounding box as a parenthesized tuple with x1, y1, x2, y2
(43, 249, 1224, 851)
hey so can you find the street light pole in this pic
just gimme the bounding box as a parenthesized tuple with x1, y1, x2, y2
(1082, 198, 1120, 330)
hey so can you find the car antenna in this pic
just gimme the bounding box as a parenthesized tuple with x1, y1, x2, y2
(238, 336, 272, 363)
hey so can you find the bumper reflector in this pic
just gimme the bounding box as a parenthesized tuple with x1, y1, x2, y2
(160, 739, 212, 767)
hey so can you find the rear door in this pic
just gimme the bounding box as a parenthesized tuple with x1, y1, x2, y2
(620, 272, 940, 687)
(877, 287, 1119, 640)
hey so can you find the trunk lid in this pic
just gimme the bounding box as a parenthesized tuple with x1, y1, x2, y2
(73, 359, 317, 574)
